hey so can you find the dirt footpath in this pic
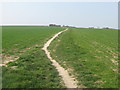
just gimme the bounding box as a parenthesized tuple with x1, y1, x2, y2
(42, 28, 78, 88)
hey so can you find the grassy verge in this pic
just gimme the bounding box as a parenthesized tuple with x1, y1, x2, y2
(49, 28, 118, 88)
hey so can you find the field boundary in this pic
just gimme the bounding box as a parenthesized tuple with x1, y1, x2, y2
(42, 28, 79, 88)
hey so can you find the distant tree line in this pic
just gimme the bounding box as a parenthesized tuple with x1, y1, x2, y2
(49, 24, 61, 27)
(49, 24, 113, 29)
(89, 27, 111, 29)
(49, 24, 75, 28)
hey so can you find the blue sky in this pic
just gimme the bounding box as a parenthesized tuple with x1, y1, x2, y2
(1, 2, 118, 28)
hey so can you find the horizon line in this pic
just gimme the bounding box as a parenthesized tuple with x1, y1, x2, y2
(0, 24, 118, 29)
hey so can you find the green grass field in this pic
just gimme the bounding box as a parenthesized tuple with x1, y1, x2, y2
(2, 26, 63, 55)
(49, 28, 118, 88)
(2, 26, 118, 88)
(2, 26, 65, 88)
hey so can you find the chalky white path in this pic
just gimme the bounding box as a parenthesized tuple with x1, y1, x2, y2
(42, 28, 78, 88)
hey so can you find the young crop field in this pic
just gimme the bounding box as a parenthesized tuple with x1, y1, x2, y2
(1, 26, 118, 88)
(2, 26, 63, 55)
(49, 28, 118, 88)
(2, 26, 65, 88)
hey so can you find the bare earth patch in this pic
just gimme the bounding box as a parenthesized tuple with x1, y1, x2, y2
(1, 54, 19, 67)
(1, 44, 41, 67)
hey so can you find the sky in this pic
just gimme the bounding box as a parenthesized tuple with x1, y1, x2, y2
(0, 2, 118, 29)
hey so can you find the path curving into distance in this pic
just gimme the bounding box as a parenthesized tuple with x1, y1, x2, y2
(42, 28, 78, 88)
